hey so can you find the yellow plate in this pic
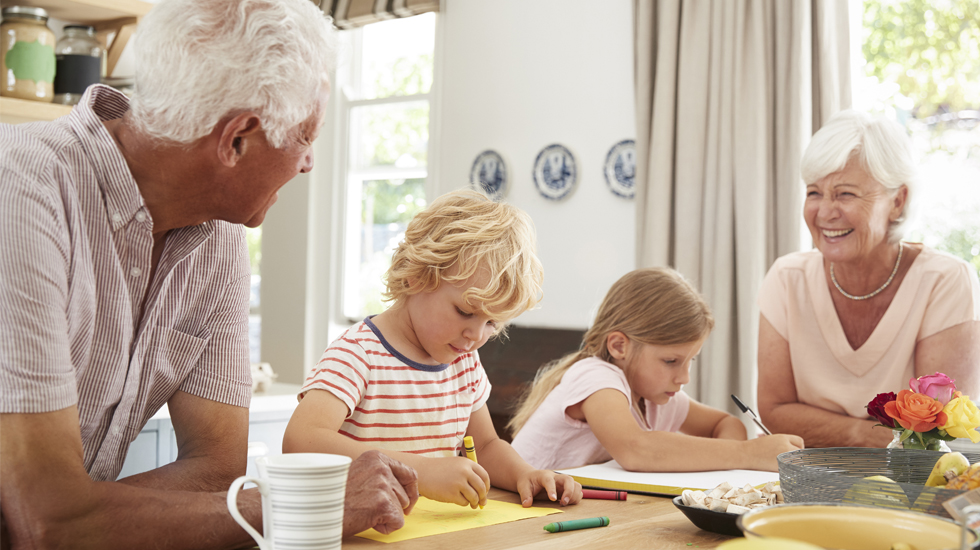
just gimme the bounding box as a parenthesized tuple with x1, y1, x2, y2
(737, 503, 976, 550)
(718, 537, 823, 550)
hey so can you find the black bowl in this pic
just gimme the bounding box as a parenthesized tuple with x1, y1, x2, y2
(671, 495, 743, 537)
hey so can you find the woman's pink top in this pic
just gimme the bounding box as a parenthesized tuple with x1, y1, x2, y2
(510, 356, 690, 470)
(758, 247, 980, 419)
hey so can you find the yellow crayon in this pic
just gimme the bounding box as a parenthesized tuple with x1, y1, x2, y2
(464, 436, 478, 463)
(463, 436, 483, 509)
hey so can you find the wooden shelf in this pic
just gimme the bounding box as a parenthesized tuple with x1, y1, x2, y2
(0, 0, 151, 124)
(0, 97, 73, 124)
(0, 0, 152, 25)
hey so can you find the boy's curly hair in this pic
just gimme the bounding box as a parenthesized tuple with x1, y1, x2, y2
(384, 189, 543, 325)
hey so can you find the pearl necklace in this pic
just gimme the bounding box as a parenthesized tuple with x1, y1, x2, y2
(830, 243, 903, 301)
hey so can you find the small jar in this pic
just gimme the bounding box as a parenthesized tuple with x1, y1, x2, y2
(1, 6, 56, 102)
(53, 25, 104, 105)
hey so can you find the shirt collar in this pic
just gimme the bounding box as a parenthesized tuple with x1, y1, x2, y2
(67, 84, 145, 232)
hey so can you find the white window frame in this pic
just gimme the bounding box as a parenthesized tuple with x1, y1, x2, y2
(287, 14, 444, 375)
(337, 16, 442, 325)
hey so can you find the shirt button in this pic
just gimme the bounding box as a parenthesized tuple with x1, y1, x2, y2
(112, 213, 122, 223)
(130, 267, 142, 277)
(135, 211, 147, 223)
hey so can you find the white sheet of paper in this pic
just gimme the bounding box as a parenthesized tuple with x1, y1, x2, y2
(556, 460, 779, 496)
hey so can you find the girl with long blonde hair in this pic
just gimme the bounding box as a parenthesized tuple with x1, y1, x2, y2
(509, 268, 803, 472)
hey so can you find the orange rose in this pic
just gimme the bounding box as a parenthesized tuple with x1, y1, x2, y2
(884, 390, 948, 432)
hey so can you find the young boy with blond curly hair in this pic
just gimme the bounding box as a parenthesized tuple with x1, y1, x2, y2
(283, 189, 582, 510)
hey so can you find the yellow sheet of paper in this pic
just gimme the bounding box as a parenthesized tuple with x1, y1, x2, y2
(355, 497, 563, 543)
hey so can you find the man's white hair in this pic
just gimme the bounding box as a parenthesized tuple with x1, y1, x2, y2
(800, 109, 918, 242)
(129, 0, 336, 148)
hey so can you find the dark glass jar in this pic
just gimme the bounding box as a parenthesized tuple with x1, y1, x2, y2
(53, 25, 104, 105)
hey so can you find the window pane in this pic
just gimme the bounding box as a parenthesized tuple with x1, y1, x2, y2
(344, 178, 427, 319)
(856, 0, 980, 275)
(904, 123, 980, 274)
(358, 13, 435, 99)
(350, 101, 429, 171)
(246, 226, 261, 363)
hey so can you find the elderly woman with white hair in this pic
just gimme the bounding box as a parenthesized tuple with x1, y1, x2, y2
(756, 110, 980, 448)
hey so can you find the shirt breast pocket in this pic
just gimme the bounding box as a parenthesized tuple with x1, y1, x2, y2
(142, 325, 211, 392)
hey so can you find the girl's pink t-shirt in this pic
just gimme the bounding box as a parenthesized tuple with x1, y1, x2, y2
(510, 356, 690, 470)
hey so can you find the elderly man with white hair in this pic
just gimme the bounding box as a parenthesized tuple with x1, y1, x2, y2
(0, 1, 417, 548)
(757, 110, 980, 448)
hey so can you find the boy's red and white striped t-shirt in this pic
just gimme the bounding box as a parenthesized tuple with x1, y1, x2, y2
(299, 318, 491, 457)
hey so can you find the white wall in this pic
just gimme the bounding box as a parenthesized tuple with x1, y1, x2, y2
(436, 0, 637, 330)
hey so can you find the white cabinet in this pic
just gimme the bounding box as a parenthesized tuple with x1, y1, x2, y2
(117, 383, 301, 480)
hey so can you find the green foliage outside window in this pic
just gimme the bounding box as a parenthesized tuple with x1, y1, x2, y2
(862, 0, 980, 275)
(863, 0, 980, 118)
(362, 179, 427, 225)
(361, 102, 429, 168)
(370, 53, 433, 98)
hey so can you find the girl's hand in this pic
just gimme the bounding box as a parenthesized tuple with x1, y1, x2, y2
(744, 434, 804, 471)
(515, 470, 583, 507)
(415, 457, 490, 508)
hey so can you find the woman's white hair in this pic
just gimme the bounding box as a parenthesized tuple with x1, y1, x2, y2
(129, 0, 336, 148)
(800, 109, 918, 242)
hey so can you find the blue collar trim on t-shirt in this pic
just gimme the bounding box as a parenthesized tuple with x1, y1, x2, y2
(363, 316, 451, 372)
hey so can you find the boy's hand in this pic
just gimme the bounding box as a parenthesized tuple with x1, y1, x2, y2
(515, 470, 583, 507)
(744, 434, 804, 471)
(416, 457, 490, 509)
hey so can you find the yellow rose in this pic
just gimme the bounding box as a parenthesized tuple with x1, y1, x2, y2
(941, 396, 980, 443)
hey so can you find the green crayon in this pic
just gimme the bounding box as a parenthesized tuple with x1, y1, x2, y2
(543, 516, 610, 533)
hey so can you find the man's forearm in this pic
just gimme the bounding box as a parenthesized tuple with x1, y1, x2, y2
(117, 455, 242, 493)
(2, 408, 260, 550)
(4, 480, 263, 550)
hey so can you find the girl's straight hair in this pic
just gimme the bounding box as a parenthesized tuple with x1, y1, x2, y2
(507, 267, 714, 435)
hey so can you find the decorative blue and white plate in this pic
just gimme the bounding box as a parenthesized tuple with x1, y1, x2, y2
(470, 150, 507, 201)
(604, 139, 636, 199)
(533, 143, 577, 201)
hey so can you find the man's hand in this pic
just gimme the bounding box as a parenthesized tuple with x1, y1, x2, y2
(342, 450, 419, 537)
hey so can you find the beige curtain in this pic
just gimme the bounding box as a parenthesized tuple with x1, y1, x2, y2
(322, 0, 439, 29)
(633, 0, 850, 417)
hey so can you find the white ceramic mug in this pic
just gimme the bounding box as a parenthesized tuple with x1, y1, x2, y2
(227, 453, 351, 550)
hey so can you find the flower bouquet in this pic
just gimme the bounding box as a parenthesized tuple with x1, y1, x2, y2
(866, 373, 980, 451)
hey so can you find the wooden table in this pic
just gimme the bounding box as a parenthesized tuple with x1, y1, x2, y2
(343, 488, 735, 549)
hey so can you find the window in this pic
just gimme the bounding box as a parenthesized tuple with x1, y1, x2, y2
(338, 13, 437, 320)
(247, 226, 261, 363)
(856, 0, 980, 273)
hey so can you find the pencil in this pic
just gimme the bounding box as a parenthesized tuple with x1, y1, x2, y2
(730, 394, 772, 435)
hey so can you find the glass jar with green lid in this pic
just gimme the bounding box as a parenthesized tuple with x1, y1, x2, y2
(1, 6, 56, 102)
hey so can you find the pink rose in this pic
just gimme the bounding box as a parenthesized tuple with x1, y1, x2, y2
(909, 373, 957, 405)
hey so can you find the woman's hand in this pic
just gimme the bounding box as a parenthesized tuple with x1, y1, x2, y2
(741, 434, 804, 471)
(415, 457, 490, 508)
(514, 470, 583, 507)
